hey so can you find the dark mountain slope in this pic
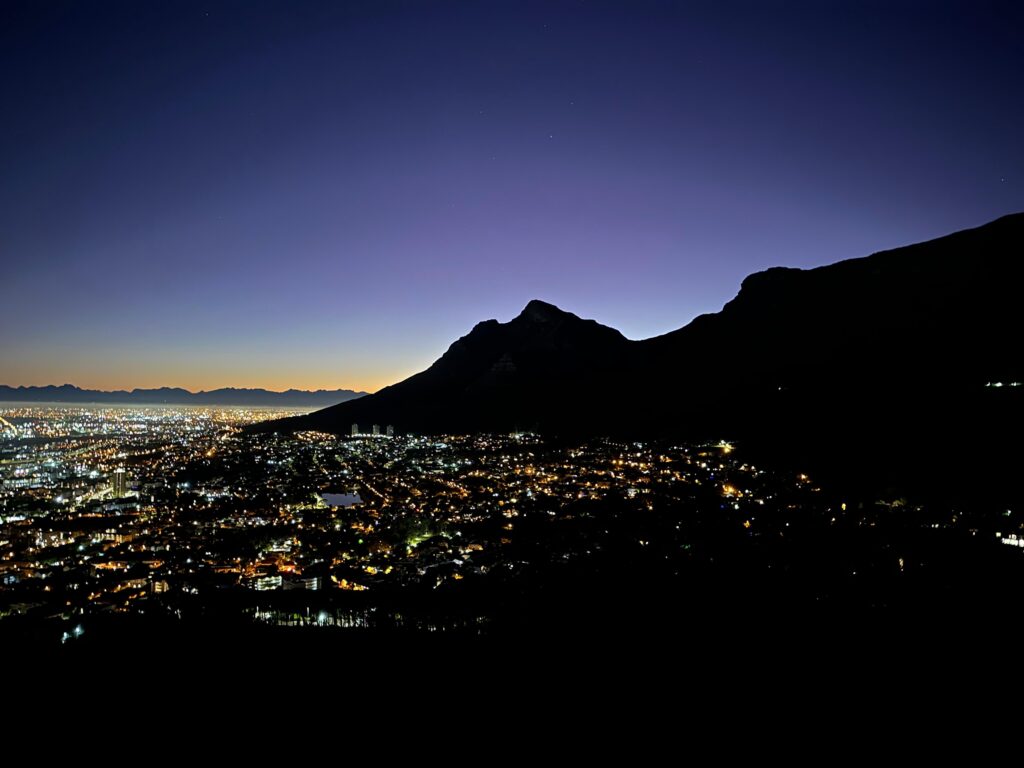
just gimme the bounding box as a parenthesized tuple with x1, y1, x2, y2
(634, 211, 1023, 430)
(629, 212, 1024, 501)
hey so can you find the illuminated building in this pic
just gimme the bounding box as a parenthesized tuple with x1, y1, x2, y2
(112, 467, 128, 497)
(252, 574, 283, 591)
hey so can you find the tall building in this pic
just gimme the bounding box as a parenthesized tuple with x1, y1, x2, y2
(372, 424, 380, 436)
(386, 425, 394, 437)
(112, 467, 128, 498)
(351, 423, 359, 436)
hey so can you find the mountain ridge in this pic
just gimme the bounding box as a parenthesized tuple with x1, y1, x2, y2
(258, 211, 1023, 434)
(0, 384, 369, 407)
(250, 212, 1024, 503)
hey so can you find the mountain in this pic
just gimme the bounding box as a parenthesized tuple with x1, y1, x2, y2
(256, 299, 630, 434)
(0, 384, 369, 407)
(253, 213, 1024, 503)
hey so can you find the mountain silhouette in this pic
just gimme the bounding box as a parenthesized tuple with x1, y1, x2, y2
(255, 213, 1024, 503)
(0, 384, 368, 407)
(259, 299, 629, 434)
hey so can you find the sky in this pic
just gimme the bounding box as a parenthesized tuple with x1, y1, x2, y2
(2, 0, 1022, 393)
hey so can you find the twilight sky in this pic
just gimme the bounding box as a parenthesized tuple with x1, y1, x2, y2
(2, 0, 1022, 393)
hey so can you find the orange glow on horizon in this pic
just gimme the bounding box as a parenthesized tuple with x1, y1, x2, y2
(2, 354, 437, 397)
(0, 371, 410, 395)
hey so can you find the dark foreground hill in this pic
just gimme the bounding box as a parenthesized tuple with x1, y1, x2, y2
(256, 213, 1024, 504)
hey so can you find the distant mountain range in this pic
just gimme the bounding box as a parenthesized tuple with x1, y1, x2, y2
(254, 212, 1024, 504)
(0, 384, 368, 407)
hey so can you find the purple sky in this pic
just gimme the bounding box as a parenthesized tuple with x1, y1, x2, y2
(2, 1, 1022, 392)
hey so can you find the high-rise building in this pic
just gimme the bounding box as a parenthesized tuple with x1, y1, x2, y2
(112, 467, 128, 498)
(372, 424, 380, 435)
(386, 425, 394, 437)
(351, 423, 359, 436)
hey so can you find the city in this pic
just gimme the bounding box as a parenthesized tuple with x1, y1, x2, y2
(3, 403, 1020, 646)
(4, 0, 1023, 674)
